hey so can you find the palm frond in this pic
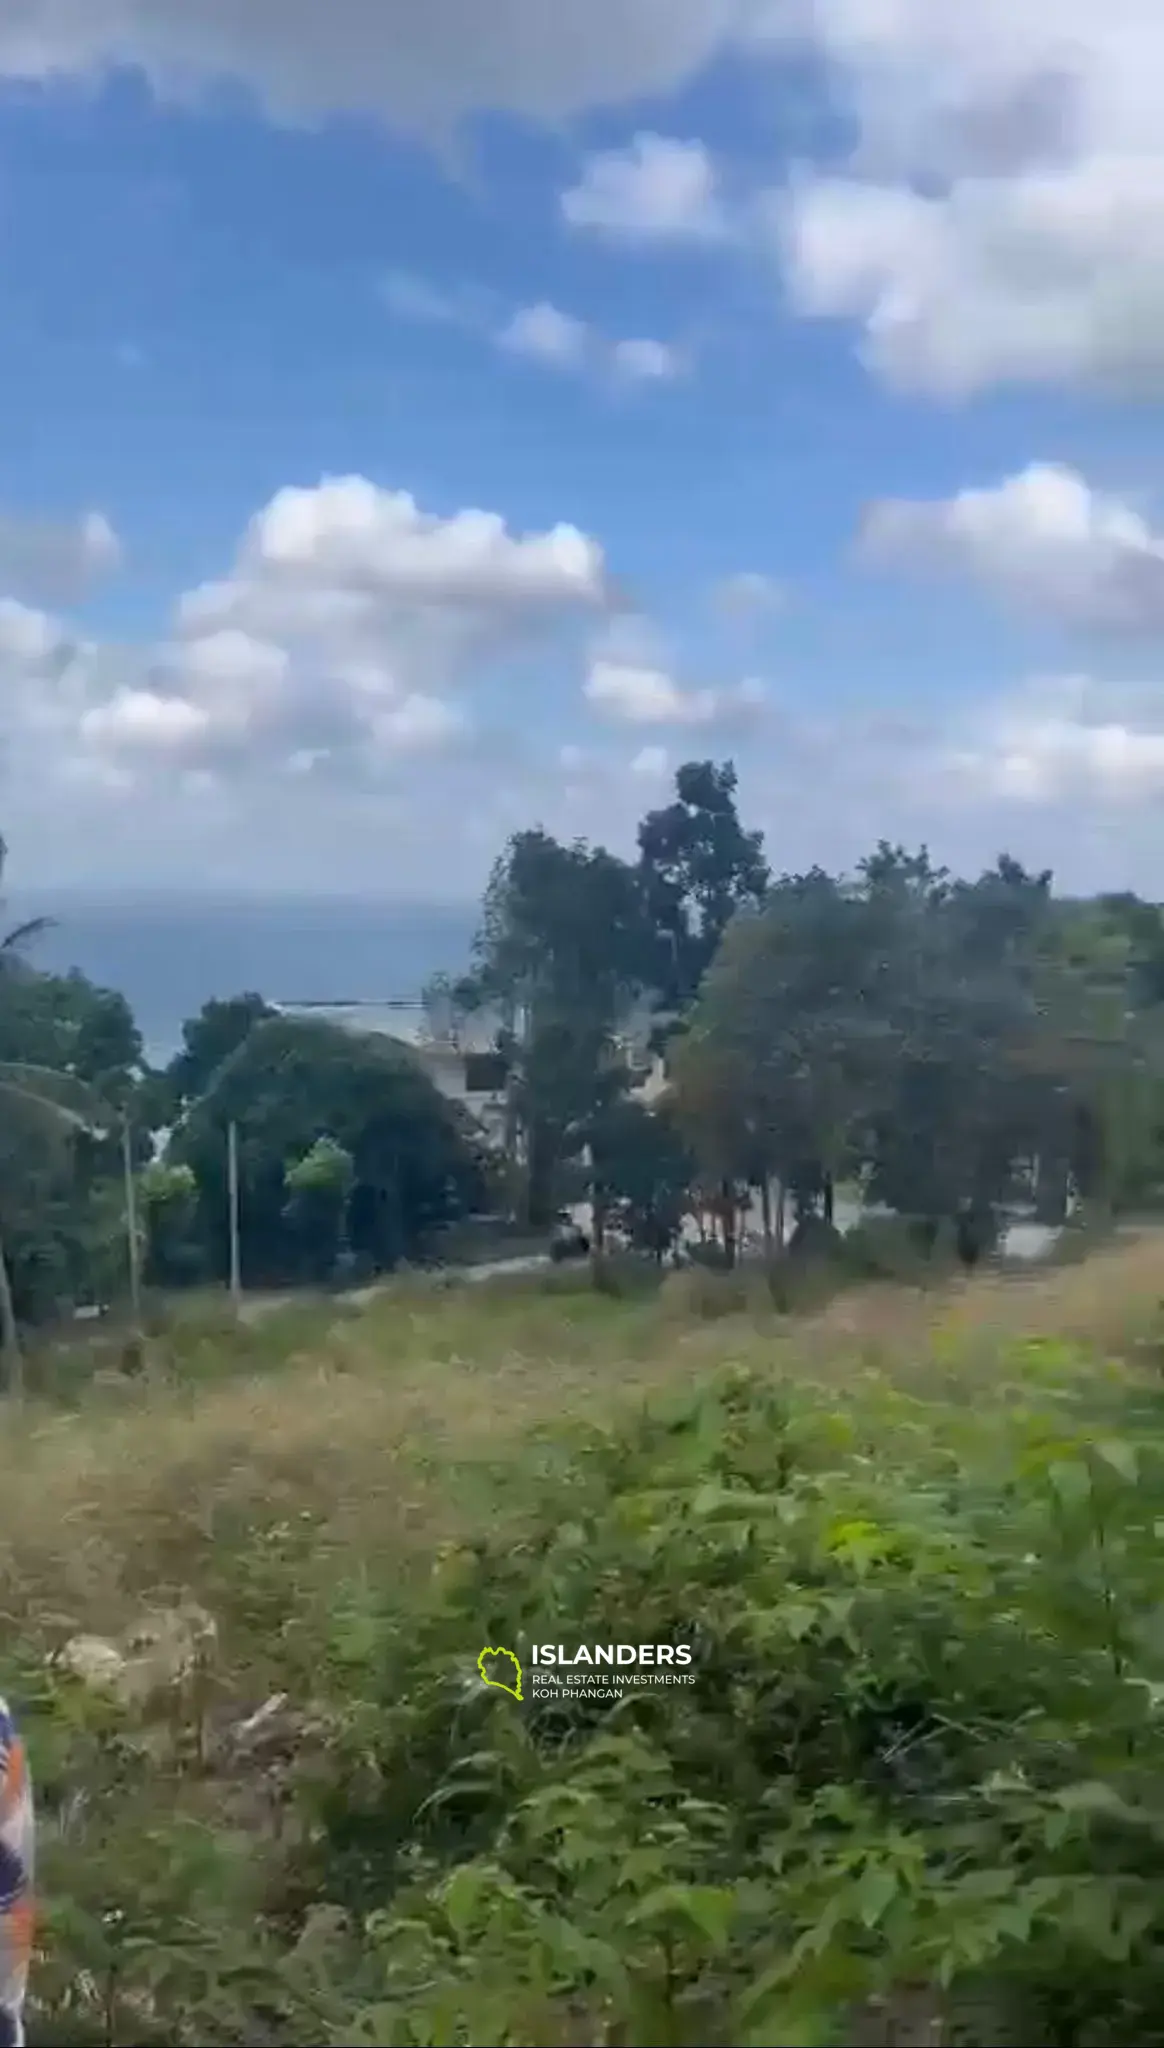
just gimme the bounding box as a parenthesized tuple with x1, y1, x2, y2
(0, 916, 54, 959)
(0, 1063, 113, 1137)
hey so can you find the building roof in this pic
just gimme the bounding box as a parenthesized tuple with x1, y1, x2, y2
(269, 998, 501, 1055)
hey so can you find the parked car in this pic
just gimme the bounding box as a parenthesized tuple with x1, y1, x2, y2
(549, 1214, 590, 1262)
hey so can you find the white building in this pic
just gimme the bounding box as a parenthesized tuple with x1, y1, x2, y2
(269, 997, 510, 1146)
(269, 996, 668, 1149)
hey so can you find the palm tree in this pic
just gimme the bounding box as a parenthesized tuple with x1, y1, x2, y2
(0, 839, 111, 1396)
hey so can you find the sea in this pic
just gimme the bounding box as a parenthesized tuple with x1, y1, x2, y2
(7, 893, 479, 1069)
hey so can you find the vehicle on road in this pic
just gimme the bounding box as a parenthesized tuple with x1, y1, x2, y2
(549, 1214, 590, 1263)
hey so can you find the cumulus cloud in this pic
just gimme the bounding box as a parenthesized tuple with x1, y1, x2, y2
(609, 337, 685, 383)
(0, 507, 120, 605)
(498, 303, 590, 369)
(0, 0, 781, 135)
(3, 476, 610, 786)
(586, 659, 721, 726)
(500, 306, 685, 383)
(860, 464, 1164, 632)
(379, 271, 473, 326)
(584, 616, 766, 726)
(938, 673, 1164, 807)
(779, 0, 1164, 395)
(192, 476, 607, 613)
(712, 570, 785, 619)
(562, 133, 731, 244)
(382, 274, 685, 388)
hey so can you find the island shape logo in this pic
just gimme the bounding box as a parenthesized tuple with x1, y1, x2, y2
(478, 1646, 523, 1701)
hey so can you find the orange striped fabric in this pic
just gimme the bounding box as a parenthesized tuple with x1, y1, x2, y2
(0, 1700, 33, 2047)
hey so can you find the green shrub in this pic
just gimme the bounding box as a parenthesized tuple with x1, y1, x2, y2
(658, 1265, 749, 1319)
(840, 1215, 955, 1283)
(293, 1356, 1164, 2047)
(589, 1251, 664, 1299)
(29, 1268, 1164, 2047)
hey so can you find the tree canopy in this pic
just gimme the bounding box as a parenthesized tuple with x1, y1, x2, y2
(5, 760, 1164, 1346)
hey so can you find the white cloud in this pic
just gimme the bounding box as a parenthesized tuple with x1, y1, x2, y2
(498, 302, 589, 369)
(713, 570, 785, 619)
(206, 475, 608, 612)
(586, 659, 721, 726)
(779, 1, 1164, 395)
(584, 613, 768, 727)
(939, 674, 1164, 806)
(610, 337, 685, 382)
(860, 464, 1164, 631)
(0, 597, 71, 668)
(0, 506, 120, 605)
(0, 1, 781, 135)
(5, 476, 610, 786)
(382, 275, 687, 391)
(370, 692, 466, 749)
(379, 271, 469, 326)
(80, 688, 211, 756)
(630, 744, 670, 777)
(562, 133, 730, 244)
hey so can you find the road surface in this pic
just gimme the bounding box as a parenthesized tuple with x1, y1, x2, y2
(237, 1250, 551, 1325)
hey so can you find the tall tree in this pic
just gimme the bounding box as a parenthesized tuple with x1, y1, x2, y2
(164, 993, 275, 1116)
(456, 829, 650, 1225)
(636, 760, 770, 1016)
(671, 866, 890, 1256)
(0, 844, 121, 1387)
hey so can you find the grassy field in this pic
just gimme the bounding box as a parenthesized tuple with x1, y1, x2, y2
(10, 1235, 1164, 2044)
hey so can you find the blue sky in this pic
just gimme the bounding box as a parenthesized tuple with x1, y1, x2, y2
(0, 1, 1162, 898)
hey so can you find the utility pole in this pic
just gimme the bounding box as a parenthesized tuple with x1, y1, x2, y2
(122, 1117, 142, 1335)
(227, 1120, 242, 1311)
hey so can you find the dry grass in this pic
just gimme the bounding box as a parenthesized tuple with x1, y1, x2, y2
(3, 1232, 1162, 1669)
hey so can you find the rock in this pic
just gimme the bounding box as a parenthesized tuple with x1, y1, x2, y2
(55, 1602, 218, 1714)
(294, 1904, 349, 1959)
(57, 1634, 127, 1694)
(226, 1692, 297, 1760)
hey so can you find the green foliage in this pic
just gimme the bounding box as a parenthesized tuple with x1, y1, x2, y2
(16, 1247, 1164, 2044)
(123, 1340, 1153, 2047)
(140, 1161, 205, 1288)
(163, 992, 276, 1117)
(636, 757, 770, 1013)
(672, 842, 1164, 1249)
(839, 1216, 957, 1283)
(283, 1137, 356, 1283)
(171, 1016, 487, 1286)
(590, 1099, 694, 1259)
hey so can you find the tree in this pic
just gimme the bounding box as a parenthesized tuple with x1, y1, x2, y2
(164, 993, 275, 1117)
(588, 1100, 694, 1262)
(140, 1162, 204, 1289)
(671, 868, 890, 1259)
(456, 829, 651, 1226)
(0, 844, 124, 1388)
(637, 760, 769, 1016)
(170, 1016, 486, 1285)
(282, 1137, 355, 1284)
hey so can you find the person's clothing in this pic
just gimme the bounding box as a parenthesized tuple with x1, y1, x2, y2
(0, 1700, 33, 2048)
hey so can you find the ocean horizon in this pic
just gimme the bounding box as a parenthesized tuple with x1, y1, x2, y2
(7, 892, 480, 1067)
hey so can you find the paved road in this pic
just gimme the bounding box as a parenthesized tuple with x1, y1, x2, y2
(237, 1250, 551, 1325)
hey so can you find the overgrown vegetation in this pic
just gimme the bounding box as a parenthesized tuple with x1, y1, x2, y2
(4, 1240, 1164, 2045)
(7, 769, 1164, 1365)
(10, 792, 1164, 2042)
